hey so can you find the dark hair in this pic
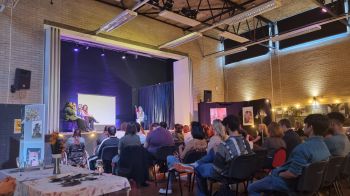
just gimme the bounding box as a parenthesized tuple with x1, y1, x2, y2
(107, 126, 117, 136)
(104, 126, 109, 132)
(126, 122, 137, 135)
(160, 122, 167, 129)
(304, 114, 329, 136)
(151, 122, 160, 128)
(73, 129, 81, 137)
(327, 112, 345, 124)
(278, 118, 292, 128)
(222, 115, 240, 133)
(174, 124, 183, 133)
(135, 122, 141, 132)
(268, 122, 283, 137)
(191, 121, 205, 139)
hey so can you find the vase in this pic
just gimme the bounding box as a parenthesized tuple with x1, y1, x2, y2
(52, 154, 62, 175)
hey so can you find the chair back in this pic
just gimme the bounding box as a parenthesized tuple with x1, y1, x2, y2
(272, 148, 287, 168)
(322, 156, 345, 187)
(253, 149, 268, 171)
(155, 146, 177, 161)
(67, 143, 86, 166)
(101, 146, 118, 161)
(297, 160, 328, 193)
(227, 153, 257, 180)
(342, 153, 350, 176)
(182, 150, 207, 164)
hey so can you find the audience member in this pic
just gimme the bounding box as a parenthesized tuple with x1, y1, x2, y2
(183, 125, 193, 145)
(202, 124, 214, 139)
(116, 122, 127, 139)
(88, 126, 119, 170)
(279, 119, 301, 157)
(262, 122, 286, 168)
(207, 119, 227, 153)
(325, 112, 350, 156)
(248, 114, 331, 195)
(160, 122, 168, 130)
(194, 115, 253, 196)
(294, 121, 305, 137)
(96, 126, 109, 146)
(144, 125, 174, 156)
(0, 177, 16, 195)
(158, 121, 207, 194)
(252, 124, 269, 146)
(119, 122, 141, 154)
(149, 122, 160, 132)
(66, 129, 86, 167)
(136, 122, 146, 145)
(172, 124, 184, 144)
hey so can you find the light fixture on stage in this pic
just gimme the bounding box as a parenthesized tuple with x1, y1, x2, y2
(101, 53, 105, 57)
(96, 9, 138, 34)
(271, 24, 322, 42)
(122, 55, 126, 60)
(322, 8, 327, 13)
(85, 46, 89, 50)
(214, 47, 247, 58)
(159, 32, 202, 49)
(73, 48, 79, 52)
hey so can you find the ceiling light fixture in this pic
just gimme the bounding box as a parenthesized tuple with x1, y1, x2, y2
(159, 32, 202, 49)
(96, 9, 138, 34)
(219, 31, 250, 43)
(159, 10, 201, 27)
(223, 0, 281, 25)
(271, 24, 322, 42)
(215, 47, 247, 58)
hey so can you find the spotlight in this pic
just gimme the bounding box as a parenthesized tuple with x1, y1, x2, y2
(85, 46, 89, 50)
(73, 48, 79, 52)
(321, 8, 327, 13)
(122, 55, 126, 60)
(101, 53, 105, 57)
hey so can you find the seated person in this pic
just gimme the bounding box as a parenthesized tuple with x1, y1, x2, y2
(160, 121, 168, 130)
(325, 112, 350, 156)
(279, 119, 301, 158)
(63, 102, 86, 131)
(0, 177, 16, 195)
(172, 124, 184, 145)
(149, 122, 160, 132)
(66, 129, 86, 167)
(96, 126, 109, 146)
(248, 114, 331, 195)
(80, 104, 98, 130)
(202, 124, 214, 140)
(119, 122, 141, 155)
(183, 125, 193, 145)
(207, 119, 227, 153)
(294, 121, 305, 137)
(194, 115, 253, 196)
(144, 124, 174, 156)
(136, 122, 146, 145)
(115, 122, 127, 139)
(251, 124, 269, 147)
(262, 122, 286, 168)
(88, 126, 119, 170)
(159, 121, 207, 194)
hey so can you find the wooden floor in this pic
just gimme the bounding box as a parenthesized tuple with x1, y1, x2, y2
(126, 176, 350, 196)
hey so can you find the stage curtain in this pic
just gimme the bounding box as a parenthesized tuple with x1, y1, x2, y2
(138, 82, 174, 129)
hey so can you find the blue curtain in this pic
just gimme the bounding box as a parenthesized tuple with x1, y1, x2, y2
(138, 82, 174, 129)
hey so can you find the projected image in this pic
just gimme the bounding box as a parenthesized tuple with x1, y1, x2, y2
(210, 108, 227, 124)
(78, 94, 116, 125)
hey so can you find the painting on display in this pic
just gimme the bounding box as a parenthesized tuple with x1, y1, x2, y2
(243, 106, 254, 126)
(210, 108, 227, 124)
(26, 148, 41, 167)
(31, 121, 42, 138)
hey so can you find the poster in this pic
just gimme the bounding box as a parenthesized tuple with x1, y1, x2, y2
(243, 106, 254, 126)
(26, 148, 41, 166)
(210, 108, 227, 124)
(31, 121, 42, 138)
(14, 119, 22, 134)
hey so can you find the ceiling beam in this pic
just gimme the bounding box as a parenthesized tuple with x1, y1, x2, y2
(312, 0, 350, 27)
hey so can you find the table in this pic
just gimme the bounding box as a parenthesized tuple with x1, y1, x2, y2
(0, 165, 130, 196)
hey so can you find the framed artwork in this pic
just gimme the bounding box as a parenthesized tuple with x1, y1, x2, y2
(14, 119, 22, 134)
(26, 148, 41, 167)
(243, 106, 254, 126)
(31, 121, 42, 138)
(210, 108, 227, 124)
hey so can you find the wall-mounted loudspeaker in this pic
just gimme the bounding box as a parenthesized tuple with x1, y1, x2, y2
(11, 68, 31, 93)
(204, 90, 212, 102)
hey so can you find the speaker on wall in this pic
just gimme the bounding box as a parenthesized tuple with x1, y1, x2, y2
(11, 68, 31, 93)
(204, 90, 212, 102)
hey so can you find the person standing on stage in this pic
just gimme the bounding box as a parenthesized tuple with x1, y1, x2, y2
(135, 105, 145, 125)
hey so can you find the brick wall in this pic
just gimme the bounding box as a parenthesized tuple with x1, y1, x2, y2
(224, 34, 350, 107)
(0, 0, 224, 118)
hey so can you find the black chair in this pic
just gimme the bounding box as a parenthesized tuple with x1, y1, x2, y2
(153, 146, 178, 186)
(253, 149, 268, 179)
(209, 153, 257, 196)
(295, 160, 328, 196)
(165, 150, 206, 195)
(320, 156, 345, 196)
(118, 145, 149, 186)
(100, 146, 118, 173)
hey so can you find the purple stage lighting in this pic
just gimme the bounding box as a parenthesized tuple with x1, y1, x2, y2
(322, 8, 327, 13)
(73, 48, 79, 52)
(122, 55, 126, 59)
(101, 53, 105, 57)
